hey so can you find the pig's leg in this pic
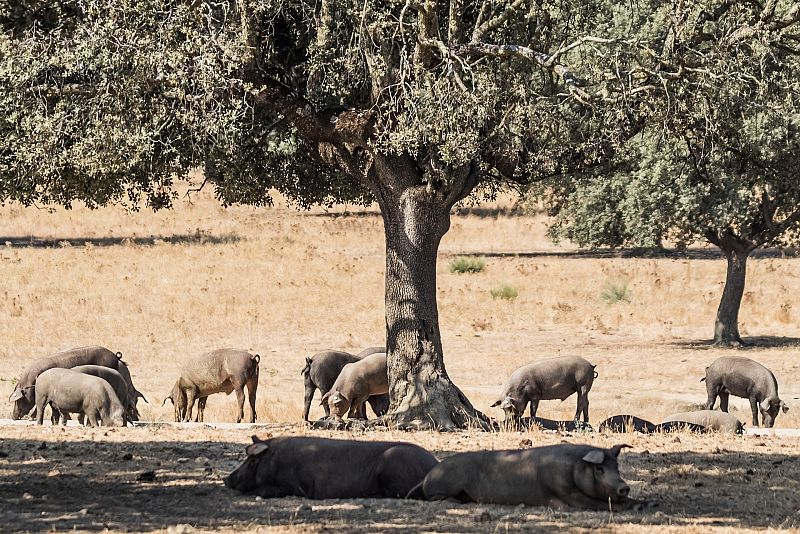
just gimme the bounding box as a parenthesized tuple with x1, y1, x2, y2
(303, 382, 316, 422)
(86, 411, 99, 427)
(196, 397, 207, 422)
(184, 389, 196, 422)
(748, 397, 760, 427)
(49, 404, 60, 425)
(235, 387, 246, 423)
(246, 372, 258, 423)
(321, 391, 331, 417)
(529, 399, 539, 419)
(718, 392, 729, 412)
(705, 388, 718, 410)
(35, 396, 47, 425)
(574, 391, 584, 421)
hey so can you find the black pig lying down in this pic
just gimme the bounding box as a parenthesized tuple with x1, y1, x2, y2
(598, 415, 710, 434)
(416, 444, 643, 510)
(225, 435, 438, 499)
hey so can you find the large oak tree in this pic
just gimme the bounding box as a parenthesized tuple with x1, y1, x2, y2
(3, 1, 792, 426)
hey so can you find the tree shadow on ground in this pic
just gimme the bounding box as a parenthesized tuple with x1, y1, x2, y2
(673, 336, 800, 350)
(0, 233, 242, 248)
(0, 437, 798, 532)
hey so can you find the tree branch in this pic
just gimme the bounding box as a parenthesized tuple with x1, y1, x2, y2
(471, 0, 527, 43)
(455, 42, 592, 103)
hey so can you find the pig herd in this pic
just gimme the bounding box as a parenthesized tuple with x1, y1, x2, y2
(6, 344, 792, 510)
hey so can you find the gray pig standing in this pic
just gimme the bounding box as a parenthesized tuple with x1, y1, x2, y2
(34, 368, 125, 427)
(491, 356, 597, 423)
(319, 352, 389, 420)
(702, 356, 788, 427)
(9, 345, 142, 420)
(225, 435, 438, 499)
(416, 443, 638, 510)
(163, 349, 260, 423)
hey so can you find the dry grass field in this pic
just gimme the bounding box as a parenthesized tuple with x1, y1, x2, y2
(1, 183, 799, 533)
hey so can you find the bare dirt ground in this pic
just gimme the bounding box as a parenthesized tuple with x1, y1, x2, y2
(1, 185, 799, 532)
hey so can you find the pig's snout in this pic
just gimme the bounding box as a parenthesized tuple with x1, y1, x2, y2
(617, 484, 630, 497)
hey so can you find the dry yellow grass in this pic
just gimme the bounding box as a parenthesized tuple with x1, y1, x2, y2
(1, 183, 799, 532)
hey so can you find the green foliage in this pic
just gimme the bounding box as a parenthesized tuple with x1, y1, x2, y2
(448, 257, 486, 274)
(490, 283, 518, 301)
(600, 281, 631, 304)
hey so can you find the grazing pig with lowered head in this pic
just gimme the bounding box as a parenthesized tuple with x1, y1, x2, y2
(662, 410, 744, 434)
(225, 435, 438, 498)
(319, 352, 388, 420)
(301, 347, 389, 421)
(9, 346, 145, 420)
(70, 365, 138, 423)
(702, 356, 788, 427)
(163, 349, 259, 423)
(598, 415, 709, 434)
(491, 356, 597, 423)
(416, 444, 637, 509)
(34, 368, 125, 427)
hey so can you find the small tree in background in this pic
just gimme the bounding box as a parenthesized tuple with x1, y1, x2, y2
(538, 116, 800, 346)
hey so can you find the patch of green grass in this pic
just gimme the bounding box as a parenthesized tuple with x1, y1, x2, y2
(600, 281, 631, 304)
(490, 283, 518, 301)
(448, 256, 486, 274)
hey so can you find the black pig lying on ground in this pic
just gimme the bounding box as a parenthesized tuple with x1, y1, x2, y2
(598, 414, 710, 434)
(225, 435, 438, 499)
(413, 443, 649, 510)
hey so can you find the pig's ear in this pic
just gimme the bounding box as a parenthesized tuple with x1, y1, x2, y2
(490, 399, 501, 407)
(760, 399, 771, 413)
(780, 401, 789, 413)
(330, 392, 344, 406)
(9, 389, 24, 402)
(251, 435, 267, 444)
(161, 395, 172, 407)
(320, 392, 330, 406)
(610, 444, 632, 458)
(245, 442, 269, 457)
(582, 450, 605, 465)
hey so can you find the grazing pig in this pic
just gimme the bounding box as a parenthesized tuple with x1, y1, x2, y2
(319, 352, 388, 420)
(34, 368, 125, 427)
(491, 356, 597, 423)
(662, 410, 744, 434)
(225, 435, 438, 499)
(301, 348, 389, 421)
(702, 356, 788, 427)
(9, 346, 144, 420)
(417, 444, 637, 509)
(598, 415, 709, 434)
(163, 349, 259, 423)
(70, 365, 138, 422)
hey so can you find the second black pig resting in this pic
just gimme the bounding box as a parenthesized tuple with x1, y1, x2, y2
(415, 443, 642, 510)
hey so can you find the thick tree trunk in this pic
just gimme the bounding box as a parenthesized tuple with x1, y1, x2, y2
(370, 159, 489, 430)
(713, 247, 750, 346)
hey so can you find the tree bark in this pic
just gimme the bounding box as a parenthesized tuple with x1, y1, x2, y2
(369, 157, 490, 430)
(713, 246, 750, 346)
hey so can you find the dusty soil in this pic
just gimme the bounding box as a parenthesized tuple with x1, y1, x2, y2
(1, 186, 800, 532)
(2, 424, 799, 533)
